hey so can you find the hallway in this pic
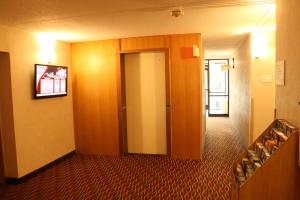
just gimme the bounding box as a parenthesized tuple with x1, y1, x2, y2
(1, 118, 243, 199)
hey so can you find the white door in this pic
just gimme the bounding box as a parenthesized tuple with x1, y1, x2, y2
(125, 52, 167, 155)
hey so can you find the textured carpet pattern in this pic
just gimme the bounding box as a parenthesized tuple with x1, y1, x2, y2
(0, 118, 243, 199)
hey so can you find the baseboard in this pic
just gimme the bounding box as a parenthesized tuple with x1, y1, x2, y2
(6, 150, 75, 185)
(124, 152, 169, 157)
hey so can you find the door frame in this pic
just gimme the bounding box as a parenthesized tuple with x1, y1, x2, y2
(0, 52, 10, 185)
(206, 58, 230, 117)
(117, 48, 171, 156)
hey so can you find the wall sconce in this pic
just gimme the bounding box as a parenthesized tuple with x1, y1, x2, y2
(221, 58, 235, 71)
(230, 58, 235, 69)
(36, 34, 56, 64)
(221, 64, 230, 71)
(252, 32, 269, 59)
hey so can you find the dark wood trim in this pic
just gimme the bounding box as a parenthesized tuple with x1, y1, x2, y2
(119, 54, 128, 155)
(0, 52, 12, 186)
(119, 48, 169, 54)
(164, 49, 171, 156)
(118, 48, 171, 156)
(6, 151, 75, 185)
(228, 63, 230, 116)
(208, 114, 229, 117)
(116, 48, 123, 156)
(124, 152, 169, 157)
(0, 128, 4, 186)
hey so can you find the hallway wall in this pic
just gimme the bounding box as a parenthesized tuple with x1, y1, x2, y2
(251, 31, 275, 140)
(230, 30, 276, 146)
(230, 34, 252, 147)
(0, 26, 75, 178)
(276, 0, 300, 169)
(276, 0, 300, 128)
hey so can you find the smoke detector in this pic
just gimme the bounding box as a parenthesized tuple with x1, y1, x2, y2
(171, 8, 184, 17)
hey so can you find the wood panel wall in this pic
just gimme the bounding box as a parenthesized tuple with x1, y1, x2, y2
(120, 35, 169, 50)
(72, 34, 203, 159)
(71, 40, 120, 155)
(169, 34, 202, 159)
(121, 34, 202, 159)
(0, 52, 18, 178)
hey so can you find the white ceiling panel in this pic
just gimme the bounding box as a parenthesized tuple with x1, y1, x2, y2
(0, 0, 276, 56)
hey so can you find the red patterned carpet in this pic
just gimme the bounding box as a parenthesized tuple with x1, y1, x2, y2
(0, 118, 243, 199)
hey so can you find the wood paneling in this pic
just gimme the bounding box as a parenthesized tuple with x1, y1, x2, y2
(72, 40, 120, 155)
(0, 52, 18, 179)
(0, 128, 4, 184)
(73, 34, 203, 159)
(120, 34, 203, 159)
(169, 34, 202, 159)
(121, 35, 169, 51)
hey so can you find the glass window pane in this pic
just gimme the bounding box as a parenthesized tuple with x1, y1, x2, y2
(209, 96, 229, 115)
(209, 60, 228, 93)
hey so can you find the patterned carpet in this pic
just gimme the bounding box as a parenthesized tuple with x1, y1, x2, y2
(0, 117, 243, 199)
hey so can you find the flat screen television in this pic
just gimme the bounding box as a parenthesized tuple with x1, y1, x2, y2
(34, 64, 68, 99)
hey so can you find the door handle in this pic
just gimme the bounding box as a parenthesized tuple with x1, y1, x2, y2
(166, 104, 171, 112)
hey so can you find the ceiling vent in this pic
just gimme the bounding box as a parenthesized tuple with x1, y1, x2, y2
(171, 9, 184, 17)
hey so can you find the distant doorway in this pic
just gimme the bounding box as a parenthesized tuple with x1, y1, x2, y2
(205, 59, 229, 117)
(119, 49, 171, 156)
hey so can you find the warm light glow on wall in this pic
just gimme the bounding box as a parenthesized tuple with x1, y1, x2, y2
(251, 32, 269, 59)
(87, 53, 102, 72)
(36, 34, 56, 64)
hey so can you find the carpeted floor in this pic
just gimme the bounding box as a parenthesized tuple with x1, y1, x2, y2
(0, 117, 243, 199)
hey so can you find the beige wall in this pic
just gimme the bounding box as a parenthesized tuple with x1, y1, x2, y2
(276, 0, 300, 128)
(251, 31, 276, 140)
(230, 34, 252, 147)
(0, 26, 75, 178)
(276, 0, 300, 167)
(230, 31, 276, 146)
(125, 52, 167, 154)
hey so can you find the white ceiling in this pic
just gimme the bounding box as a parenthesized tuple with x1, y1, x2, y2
(0, 0, 276, 57)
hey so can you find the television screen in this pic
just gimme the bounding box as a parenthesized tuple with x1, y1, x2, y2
(34, 64, 68, 98)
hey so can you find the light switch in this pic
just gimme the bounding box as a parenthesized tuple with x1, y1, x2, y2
(261, 74, 272, 83)
(193, 45, 200, 57)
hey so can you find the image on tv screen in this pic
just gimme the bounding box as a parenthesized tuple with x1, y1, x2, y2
(35, 64, 67, 98)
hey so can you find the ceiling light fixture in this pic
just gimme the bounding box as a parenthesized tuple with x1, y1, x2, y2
(171, 9, 184, 17)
